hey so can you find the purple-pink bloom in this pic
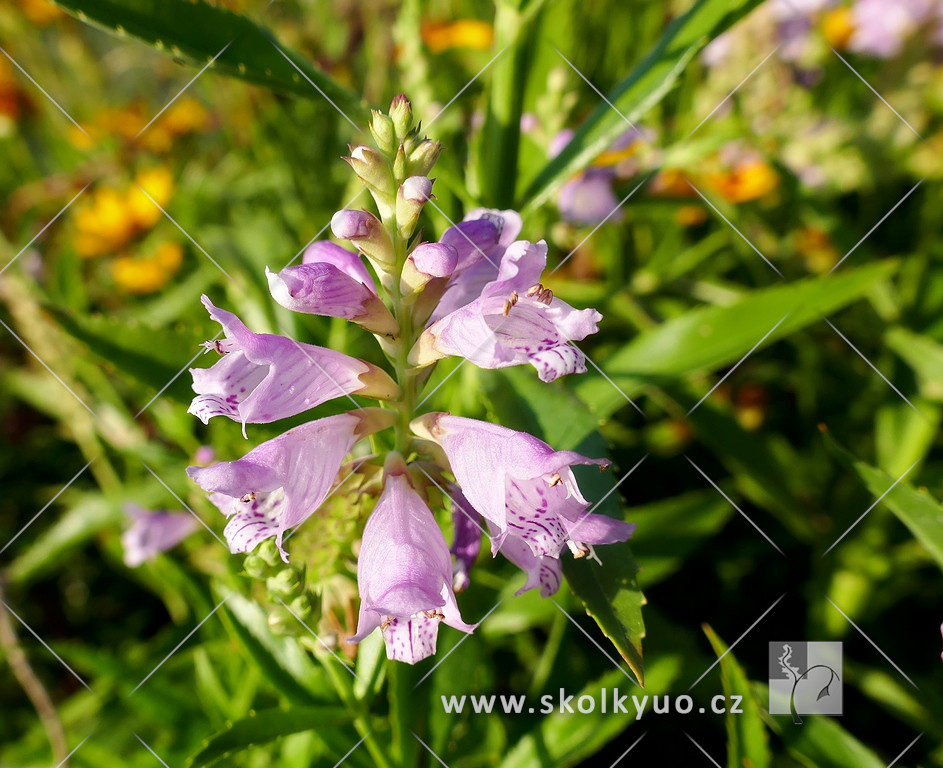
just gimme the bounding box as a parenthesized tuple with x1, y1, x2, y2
(849, 0, 931, 58)
(189, 296, 399, 432)
(412, 413, 635, 560)
(409, 242, 459, 279)
(348, 462, 475, 663)
(266, 242, 396, 335)
(187, 409, 395, 559)
(411, 240, 602, 382)
(121, 504, 199, 567)
(492, 524, 562, 597)
(448, 486, 483, 592)
(558, 169, 622, 226)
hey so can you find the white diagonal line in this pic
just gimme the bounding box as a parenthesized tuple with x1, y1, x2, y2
(609, 731, 647, 767)
(550, 176, 649, 275)
(425, 45, 510, 130)
(331, 731, 369, 768)
(142, 461, 227, 548)
(0, 46, 89, 137)
(551, 46, 643, 140)
(0, 457, 96, 556)
(551, 599, 641, 687)
(283, 457, 370, 544)
(580, 348, 646, 417)
(0, 318, 96, 416)
(685, 456, 785, 556)
(276, 596, 360, 681)
(412, 600, 504, 689)
(425, 199, 500, 270)
(687, 312, 790, 416)
(824, 595, 918, 689)
(828, 180, 923, 274)
(824, 318, 919, 413)
(281, 334, 365, 413)
(53, 733, 93, 768)
(414, 356, 470, 412)
(685, 178, 784, 278)
(135, 335, 221, 419)
(0, 183, 90, 277)
(281, 188, 367, 270)
(134, 184, 233, 279)
(684, 731, 722, 768)
(687, 592, 786, 690)
(1, 599, 93, 691)
(411, 730, 451, 768)
(886, 733, 923, 768)
(830, 48, 921, 139)
(136, 41, 233, 139)
(414, 464, 489, 540)
(566, 454, 648, 544)
(271, 43, 362, 133)
(821, 459, 919, 557)
(687, 45, 780, 137)
(129, 594, 230, 695)
(132, 731, 171, 768)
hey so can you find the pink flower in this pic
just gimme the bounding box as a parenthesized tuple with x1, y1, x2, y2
(348, 458, 475, 663)
(121, 504, 198, 567)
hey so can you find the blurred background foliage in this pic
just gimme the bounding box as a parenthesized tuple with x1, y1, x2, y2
(1, 0, 942, 765)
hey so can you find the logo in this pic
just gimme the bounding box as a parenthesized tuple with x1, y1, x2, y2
(768, 641, 842, 723)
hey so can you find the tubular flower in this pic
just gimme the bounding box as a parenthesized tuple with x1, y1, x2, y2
(188, 410, 395, 559)
(266, 241, 397, 335)
(411, 240, 602, 382)
(447, 486, 483, 592)
(121, 504, 198, 567)
(412, 413, 635, 560)
(349, 457, 475, 663)
(189, 295, 399, 432)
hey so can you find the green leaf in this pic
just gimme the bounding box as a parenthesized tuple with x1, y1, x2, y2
(824, 430, 943, 571)
(519, 0, 764, 210)
(52, 0, 368, 123)
(7, 495, 119, 585)
(755, 683, 885, 768)
(632, 491, 732, 586)
(220, 591, 332, 706)
(187, 706, 353, 767)
(703, 627, 771, 768)
(486, 368, 646, 685)
(575, 261, 897, 442)
(51, 309, 206, 402)
(886, 326, 943, 400)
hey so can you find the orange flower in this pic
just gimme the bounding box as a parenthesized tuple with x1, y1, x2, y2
(68, 98, 209, 151)
(706, 158, 778, 203)
(822, 6, 855, 50)
(111, 242, 184, 294)
(17, 0, 64, 26)
(421, 20, 494, 53)
(649, 169, 696, 198)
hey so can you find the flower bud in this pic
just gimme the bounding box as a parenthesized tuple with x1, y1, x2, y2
(389, 94, 413, 141)
(401, 242, 458, 294)
(407, 139, 442, 176)
(395, 176, 434, 237)
(266, 606, 297, 635)
(369, 110, 396, 154)
(330, 209, 395, 266)
(243, 553, 270, 579)
(346, 145, 395, 197)
(267, 567, 304, 599)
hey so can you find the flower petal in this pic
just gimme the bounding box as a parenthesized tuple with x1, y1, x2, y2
(121, 505, 199, 567)
(302, 240, 375, 290)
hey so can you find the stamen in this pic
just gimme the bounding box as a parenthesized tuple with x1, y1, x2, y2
(422, 609, 445, 620)
(538, 288, 554, 305)
(548, 472, 562, 487)
(213, 339, 228, 355)
(526, 283, 543, 297)
(240, 492, 257, 503)
(503, 299, 513, 316)
(381, 617, 394, 631)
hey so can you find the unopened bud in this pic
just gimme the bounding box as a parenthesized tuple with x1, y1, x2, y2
(330, 209, 395, 265)
(369, 110, 395, 154)
(389, 94, 413, 141)
(395, 176, 433, 237)
(266, 607, 296, 635)
(243, 553, 269, 579)
(346, 145, 395, 197)
(407, 139, 442, 176)
(267, 567, 304, 599)
(401, 242, 458, 293)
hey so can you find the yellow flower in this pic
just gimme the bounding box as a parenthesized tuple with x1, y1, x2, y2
(161, 98, 209, 135)
(67, 99, 209, 151)
(796, 225, 839, 273)
(823, 6, 855, 50)
(17, 0, 64, 26)
(707, 158, 778, 203)
(649, 169, 697, 198)
(111, 242, 184, 294)
(676, 205, 708, 226)
(73, 167, 175, 257)
(421, 20, 494, 53)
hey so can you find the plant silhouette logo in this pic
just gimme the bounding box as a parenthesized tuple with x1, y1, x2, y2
(768, 641, 842, 723)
